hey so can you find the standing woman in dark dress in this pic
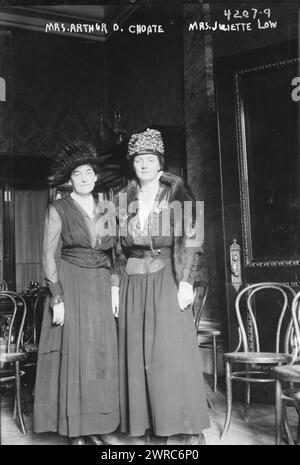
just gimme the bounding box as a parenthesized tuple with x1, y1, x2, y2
(33, 142, 119, 445)
(116, 128, 210, 445)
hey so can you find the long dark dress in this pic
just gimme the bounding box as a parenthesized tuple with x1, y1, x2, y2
(33, 195, 119, 437)
(118, 184, 210, 437)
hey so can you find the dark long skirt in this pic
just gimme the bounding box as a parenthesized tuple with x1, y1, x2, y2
(33, 261, 119, 437)
(118, 261, 210, 437)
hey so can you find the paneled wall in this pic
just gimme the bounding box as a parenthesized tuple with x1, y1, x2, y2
(0, 30, 12, 155)
(14, 189, 48, 291)
(10, 29, 108, 158)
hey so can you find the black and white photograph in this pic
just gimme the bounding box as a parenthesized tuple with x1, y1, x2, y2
(0, 0, 300, 450)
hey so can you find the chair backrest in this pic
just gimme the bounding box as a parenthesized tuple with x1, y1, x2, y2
(23, 286, 48, 346)
(235, 282, 296, 353)
(288, 290, 300, 363)
(193, 280, 209, 329)
(0, 280, 8, 291)
(0, 291, 27, 353)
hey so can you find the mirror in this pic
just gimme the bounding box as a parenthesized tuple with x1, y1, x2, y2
(236, 58, 300, 267)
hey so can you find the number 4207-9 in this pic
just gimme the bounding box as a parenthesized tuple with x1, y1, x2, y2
(224, 9, 271, 21)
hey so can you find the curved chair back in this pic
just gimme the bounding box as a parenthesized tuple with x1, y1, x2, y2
(235, 282, 296, 354)
(0, 280, 8, 291)
(288, 289, 300, 363)
(193, 281, 209, 329)
(0, 290, 28, 435)
(23, 286, 48, 347)
(32, 287, 48, 345)
(272, 289, 300, 445)
(0, 291, 27, 353)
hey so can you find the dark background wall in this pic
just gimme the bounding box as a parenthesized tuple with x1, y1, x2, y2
(106, 5, 184, 134)
(182, 4, 223, 331)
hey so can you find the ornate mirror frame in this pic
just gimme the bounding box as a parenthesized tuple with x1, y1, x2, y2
(235, 57, 300, 268)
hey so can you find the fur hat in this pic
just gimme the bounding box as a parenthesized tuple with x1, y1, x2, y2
(127, 128, 164, 160)
(49, 141, 101, 187)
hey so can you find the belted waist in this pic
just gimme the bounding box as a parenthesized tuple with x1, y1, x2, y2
(124, 247, 172, 259)
(61, 247, 111, 269)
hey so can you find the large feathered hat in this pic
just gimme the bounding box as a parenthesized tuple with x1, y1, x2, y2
(49, 141, 101, 187)
(127, 128, 164, 160)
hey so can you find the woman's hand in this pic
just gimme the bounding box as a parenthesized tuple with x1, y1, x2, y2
(177, 281, 195, 311)
(111, 286, 119, 318)
(52, 301, 65, 326)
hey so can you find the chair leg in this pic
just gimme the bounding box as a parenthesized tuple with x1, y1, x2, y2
(212, 334, 218, 393)
(295, 396, 300, 444)
(221, 360, 232, 439)
(275, 379, 283, 445)
(13, 396, 17, 419)
(206, 392, 214, 409)
(282, 403, 295, 445)
(243, 377, 251, 421)
(15, 361, 27, 435)
(297, 414, 300, 445)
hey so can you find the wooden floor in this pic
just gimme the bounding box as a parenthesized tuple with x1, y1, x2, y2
(1, 376, 298, 446)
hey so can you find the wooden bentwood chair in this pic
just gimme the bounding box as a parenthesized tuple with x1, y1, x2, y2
(221, 282, 296, 439)
(0, 290, 28, 434)
(193, 281, 221, 393)
(0, 279, 8, 291)
(273, 289, 300, 445)
(23, 284, 48, 354)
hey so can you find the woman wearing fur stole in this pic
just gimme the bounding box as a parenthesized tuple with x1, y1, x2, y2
(116, 128, 210, 445)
